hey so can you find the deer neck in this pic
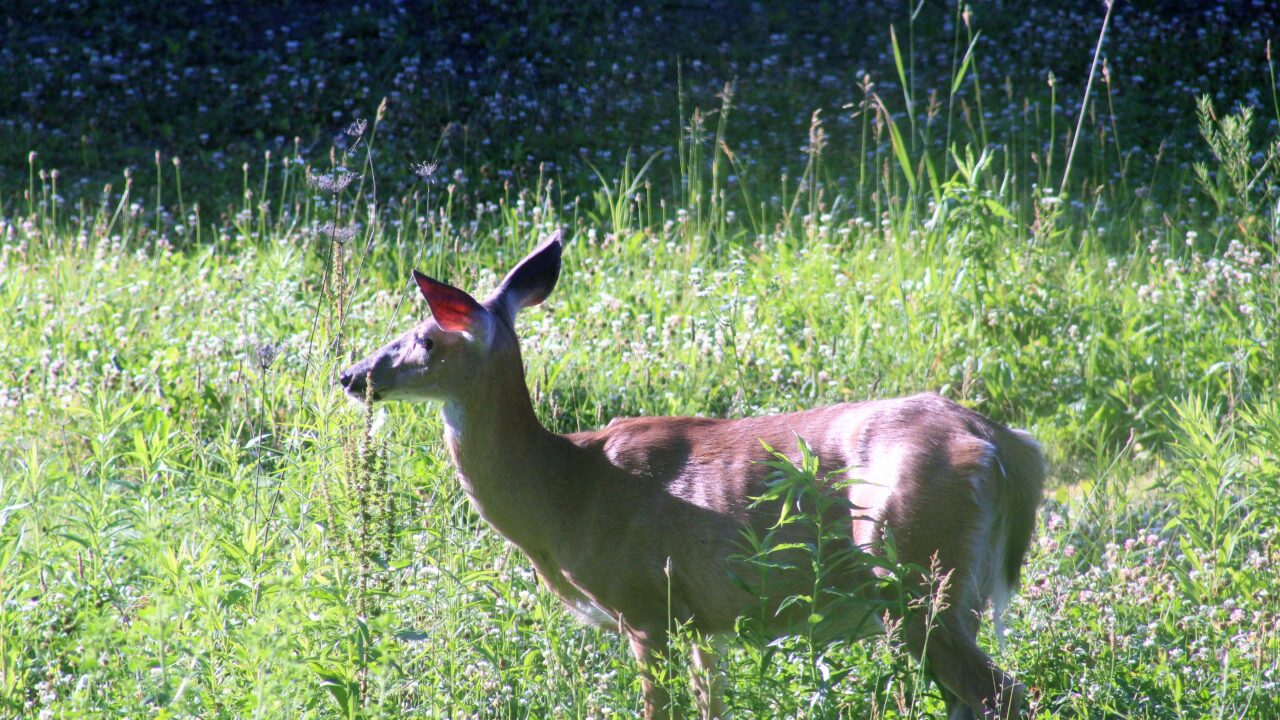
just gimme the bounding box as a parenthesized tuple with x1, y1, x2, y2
(441, 362, 566, 552)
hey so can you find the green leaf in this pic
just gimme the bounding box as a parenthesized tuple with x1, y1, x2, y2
(889, 26, 912, 117)
(884, 112, 917, 195)
(951, 32, 982, 97)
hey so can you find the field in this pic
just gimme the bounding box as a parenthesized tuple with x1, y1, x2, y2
(2, 1, 1279, 717)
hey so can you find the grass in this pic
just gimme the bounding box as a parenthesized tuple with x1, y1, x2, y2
(3, 1, 1280, 718)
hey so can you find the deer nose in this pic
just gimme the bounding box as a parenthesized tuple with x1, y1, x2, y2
(339, 371, 353, 388)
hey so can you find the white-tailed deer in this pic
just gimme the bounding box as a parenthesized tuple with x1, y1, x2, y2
(339, 232, 1045, 720)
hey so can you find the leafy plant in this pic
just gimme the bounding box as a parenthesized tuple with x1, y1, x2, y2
(1193, 96, 1280, 251)
(734, 439, 919, 716)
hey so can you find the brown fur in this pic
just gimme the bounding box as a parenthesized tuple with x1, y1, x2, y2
(340, 236, 1046, 720)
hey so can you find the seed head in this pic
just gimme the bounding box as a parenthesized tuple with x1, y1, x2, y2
(807, 109, 827, 156)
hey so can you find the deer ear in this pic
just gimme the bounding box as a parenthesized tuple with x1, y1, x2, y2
(493, 230, 563, 320)
(413, 270, 488, 336)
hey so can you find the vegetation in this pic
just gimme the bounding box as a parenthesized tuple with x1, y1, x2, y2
(1, 1, 1277, 717)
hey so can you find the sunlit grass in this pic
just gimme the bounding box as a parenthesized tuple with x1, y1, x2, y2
(4, 133, 1277, 714)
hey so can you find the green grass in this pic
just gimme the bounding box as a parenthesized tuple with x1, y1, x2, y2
(3, 1, 1280, 718)
(4, 144, 1278, 716)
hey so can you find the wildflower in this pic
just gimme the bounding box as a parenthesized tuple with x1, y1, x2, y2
(317, 222, 357, 243)
(1047, 512, 1064, 530)
(308, 170, 357, 194)
(345, 118, 367, 138)
(411, 161, 439, 183)
(254, 343, 280, 370)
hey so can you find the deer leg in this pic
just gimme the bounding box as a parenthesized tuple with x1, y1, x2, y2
(943, 687, 976, 720)
(690, 635, 728, 719)
(901, 611, 1023, 720)
(627, 627, 680, 720)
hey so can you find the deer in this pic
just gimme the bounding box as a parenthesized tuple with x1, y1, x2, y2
(339, 231, 1045, 720)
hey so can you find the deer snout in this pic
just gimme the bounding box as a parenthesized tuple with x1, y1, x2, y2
(337, 364, 372, 400)
(339, 338, 409, 402)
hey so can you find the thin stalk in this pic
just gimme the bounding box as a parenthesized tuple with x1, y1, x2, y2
(259, 150, 271, 240)
(943, 0, 963, 177)
(50, 169, 58, 235)
(1102, 59, 1126, 191)
(1046, 73, 1057, 190)
(1269, 40, 1280, 127)
(154, 151, 162, 239)
(27, 151, 36, 219)
(856, 76, 874, 218)
(1060, 0, 1117, 197)
(173, 157, 185, 223)
(710, 81, 734, 244)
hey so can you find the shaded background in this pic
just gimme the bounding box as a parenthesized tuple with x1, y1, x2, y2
(4, 0, 1280, 216)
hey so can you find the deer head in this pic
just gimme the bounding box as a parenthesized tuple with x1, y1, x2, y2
(338, 232, 562, 404)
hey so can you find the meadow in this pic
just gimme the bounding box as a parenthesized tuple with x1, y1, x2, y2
(2, 1, 1279, 717)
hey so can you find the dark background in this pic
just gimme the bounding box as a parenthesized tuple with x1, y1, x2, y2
(4, 0, 1278, 215)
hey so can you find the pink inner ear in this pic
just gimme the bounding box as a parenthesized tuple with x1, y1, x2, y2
(413, 271, 484, 334)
